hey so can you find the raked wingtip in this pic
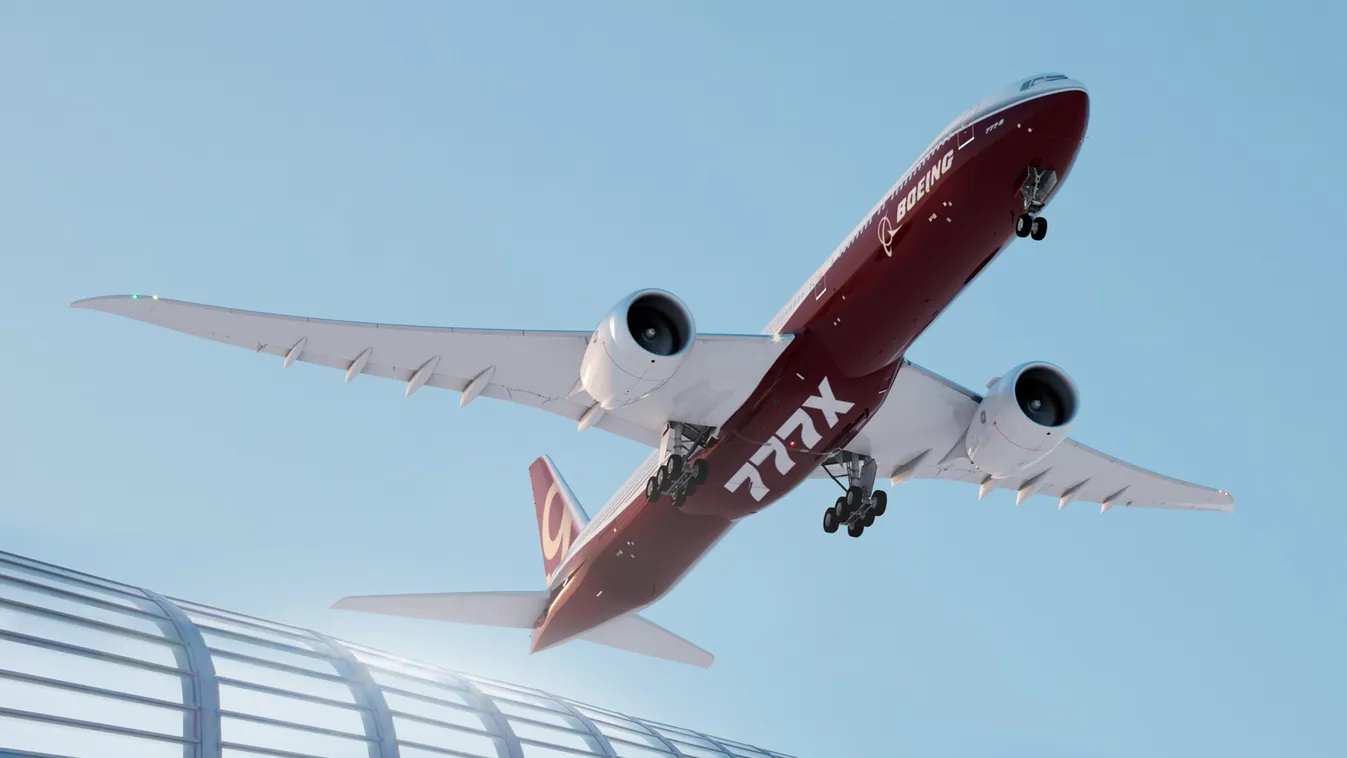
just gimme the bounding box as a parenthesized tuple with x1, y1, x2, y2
(70, 294, 159, 311)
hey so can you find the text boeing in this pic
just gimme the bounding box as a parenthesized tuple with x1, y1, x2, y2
(879, 148, 956, 255)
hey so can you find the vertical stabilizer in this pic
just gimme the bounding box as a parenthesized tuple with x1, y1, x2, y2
(529, 455, 588, 584)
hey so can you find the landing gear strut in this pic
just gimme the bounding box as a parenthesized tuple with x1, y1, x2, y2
(1016, 165, 1057, 242)
(820, 451, 887, 538)
(646, 421, 715, 508)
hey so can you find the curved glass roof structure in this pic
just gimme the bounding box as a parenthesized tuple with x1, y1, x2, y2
(0, 549, 799, 758)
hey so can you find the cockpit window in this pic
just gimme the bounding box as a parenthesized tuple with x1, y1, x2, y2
(1020, 73, 1068, 91)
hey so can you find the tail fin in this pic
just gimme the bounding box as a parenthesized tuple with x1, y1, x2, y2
(529, 455, 588, 584)
(332, 591, 548, 629)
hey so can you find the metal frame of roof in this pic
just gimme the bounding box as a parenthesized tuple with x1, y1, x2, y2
(0, 549, 800, 758)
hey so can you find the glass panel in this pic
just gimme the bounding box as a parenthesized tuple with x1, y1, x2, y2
(221, 715, 372, 758)
(493, 698, 583, 729)
(401, 744, 499, 758)
(509, 720, 601, 753)
(722, 745, 769, 758)
(219, 683, 368, 736)
(370, 669, 473, 706)
(185, 611, 324, 651)
(520, 744, 595, 758)
(652, 727, 717, 750)
(0, 713, 187, 758)
(384, 691, 493, 731)
(669, 742, 729, 758)
(0, 554, 150, 595)
(0, 636, 187, 702)
(0, 560, 161, 614)
(473, 682, 566, 712)
(0, 604, 183, 669)
(595, 722, 668, 750)
(574, 706, 646, 734)
(0, 578, 176, 638)
(0, 673, 187, 737)
(393, 715, 505, 757)
(610, 742, 673, 758)
(223, 749, 323, 758)
(212, 656, 357, 704)
(353, 648, 469, 688)
(175, 600, 317, 638)
(201, 629, 343, 676)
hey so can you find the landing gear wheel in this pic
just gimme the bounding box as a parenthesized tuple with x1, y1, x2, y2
(1030, 216, 1048, 241)
(862, 513, 875, 527)
(672, 490, 686, 509)
(691, 459, 709, 485)
(835, 495, 851, 519)
(871, 490, 887, 517)
(656, 466, 669, 491)
(823, 507, 839, 534)
(664, 454, 684, 479)
(845, 486, 865, 512)
(645, 476, 660, 502)
(1015, 214, 1033, 237)
(847, 520, 865, 538)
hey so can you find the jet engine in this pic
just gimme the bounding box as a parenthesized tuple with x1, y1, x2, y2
(965, 362, 1079, 479)
(579, 289, 697, 410)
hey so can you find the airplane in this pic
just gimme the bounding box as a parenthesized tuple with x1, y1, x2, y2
(73, 73, 1234, 669)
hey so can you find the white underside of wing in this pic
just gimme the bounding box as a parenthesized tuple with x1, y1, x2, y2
(834, 361, 1235, 513)
(73, 295, 792, 446)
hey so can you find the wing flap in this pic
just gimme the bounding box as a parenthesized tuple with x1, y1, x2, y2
(578, 613, 714, 668)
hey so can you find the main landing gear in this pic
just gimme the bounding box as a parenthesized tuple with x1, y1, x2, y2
(645, 421, 716, 509)
(820, 452, 887, 538)
(1015, 165, 1057, 242)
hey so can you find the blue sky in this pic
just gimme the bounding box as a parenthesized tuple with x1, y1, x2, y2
(2, 2, 1344, 756)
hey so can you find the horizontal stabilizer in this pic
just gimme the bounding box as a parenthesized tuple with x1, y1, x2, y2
(578, 613, 714, 669)
(332, 591, 548, 629)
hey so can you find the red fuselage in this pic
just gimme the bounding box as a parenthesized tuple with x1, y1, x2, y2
(533, 83, 1090, 653)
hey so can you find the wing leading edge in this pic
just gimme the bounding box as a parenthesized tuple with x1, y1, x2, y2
(73, 295, 793, 446)
(832, 360, 1234, 513)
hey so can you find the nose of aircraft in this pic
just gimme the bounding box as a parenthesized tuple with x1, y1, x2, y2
(1001, 73, 1088, 110)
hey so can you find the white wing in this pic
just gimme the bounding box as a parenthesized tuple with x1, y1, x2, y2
(825, 361, 1234, 513)
(73, 295, 793, 447)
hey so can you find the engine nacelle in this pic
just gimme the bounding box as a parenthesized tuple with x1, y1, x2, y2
(965, 362, 1079, 479)
(580, 289, 697, 410)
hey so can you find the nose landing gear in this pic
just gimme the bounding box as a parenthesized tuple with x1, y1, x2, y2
(1016, 166, 1056, 241)
(820, 452, 887, 538)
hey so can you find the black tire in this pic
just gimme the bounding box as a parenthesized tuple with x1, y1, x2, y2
(646, 477, 660, 502)
(845, 486, 865, 511)
(848, 520, 865, 538)
(656, 466, 668, 491)
(1015, 214, 1033, 237)
(835, 495, 851, 519)
(872, 490, 888, 517)
(665, 454, 685, 479)
(692, 458, 709, 485)
(863, 513, 875, 527)
(823, 507, 839, 533)
(1030, 216, 1048, 241)
(672, 490, 686, 509)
